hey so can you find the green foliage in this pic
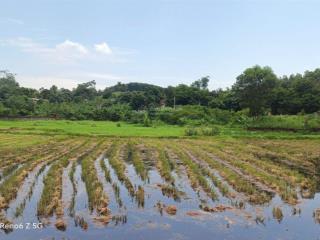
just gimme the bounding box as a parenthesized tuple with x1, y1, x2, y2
(191, 76, 210, 90)
(185, 126, 221, 136)
(143, 113, 151, 127)
(185, 127, 198, 136)
(1, 66, 320, 123)
(247, 114, 320, 131)
(201, 126, 221, 136)
(234, 65, 277, 116)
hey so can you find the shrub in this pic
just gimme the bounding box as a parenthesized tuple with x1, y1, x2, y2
(143, 113, 151, 127)
(201, 126, 220, 136)
(185, 127, 198, 136)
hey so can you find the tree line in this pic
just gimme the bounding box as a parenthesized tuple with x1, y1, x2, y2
(0, 65, 319, 124)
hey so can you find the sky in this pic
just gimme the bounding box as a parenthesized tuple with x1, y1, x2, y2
(1, 0, 320, 90)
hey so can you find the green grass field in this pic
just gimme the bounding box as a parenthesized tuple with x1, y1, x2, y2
(0, 120, 185, 137)
(247, 114, 320, 131)
(0, 119, 320, 139)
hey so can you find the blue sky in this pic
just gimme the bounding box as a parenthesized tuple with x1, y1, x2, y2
(1, 0, 320, 90)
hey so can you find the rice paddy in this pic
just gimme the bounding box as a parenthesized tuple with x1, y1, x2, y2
(0, 133, 320, 239)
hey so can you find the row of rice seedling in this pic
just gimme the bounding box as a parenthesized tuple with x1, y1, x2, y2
(168, 143, 218, 201)
(100, 158, 112, 183)
(99, 157, 125, 208)
(0, 134, 50, 152)
(239, 141, 318, 198)
(182, 141, 272, 204)
(105, 141, 135, 197)
(0, 138, 77, 170)
(0, 139, 79, 211)
(81, 140, 111, 217)
(67, 140, 109, 219)
(219, 139, 314, 182)
(178, 145, 230, 198)
(190, 138, 317, 196)
(195, 141, 299, 204)
(68, 161, 77, 217)
(129, 141, 148, 181)
(106, 141, 146, 208)
(0, 134, 65, 164)
(37, 139, 89, 217)
(248, 139, 319, 174)
(150, 143, 175, 185)
(143, 140, 185, 201)
(13, 164, 49, 218)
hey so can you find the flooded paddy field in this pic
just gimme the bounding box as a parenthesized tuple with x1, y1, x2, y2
(0, 133, 320, 239)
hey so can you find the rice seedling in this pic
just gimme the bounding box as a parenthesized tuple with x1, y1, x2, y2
(68, 161, 77, 217)
(112, 183, 123, 207)
(129, 142, 148, 181)
(313, 209, 320, 224)
(168, 144, 218, 201)
(14, 199, 26, 218)
(135, 185, 145, 208)
(182, 141, 272, 204)
(80, 140, 110, 215)
(106, 141, 135, 197)
(112, 214, 127, 225)
(160, 184, 182, 201)
(100, 158, 112, 183)
(37, 139, 90, 216)
(0, 213, 13, 233)
(100, 156, 123, 207)
(156, 148, 175, 184)
(272, 206, 284, 223)
(74, 215, 88, 230)
(195, 140, 299, 204)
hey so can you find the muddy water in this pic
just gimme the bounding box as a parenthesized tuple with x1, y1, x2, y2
(94, 156, 118, 212)
(0, 164, 23, 185)
(5, 164, 45, 220)
(19, 165, 50, 223)
(61, 162, 73, 216)
(1, 157, 320, 239)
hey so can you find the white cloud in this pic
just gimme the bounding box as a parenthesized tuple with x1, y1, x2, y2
(56, 40, 88, 55)
(94, 42, 112, 55)
(1, 37, 136, 64)
(2, 38, 89, 64)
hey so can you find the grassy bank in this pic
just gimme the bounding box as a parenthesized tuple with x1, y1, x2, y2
(247, 114, 320, 131)
(0, 120, 185, 137)
(0, 119, 319, 139)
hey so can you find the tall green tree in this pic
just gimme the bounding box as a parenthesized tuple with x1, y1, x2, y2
(233, 65, 277, 116)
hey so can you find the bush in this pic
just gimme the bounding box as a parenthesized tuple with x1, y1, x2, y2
(185, 127, 198, 136)
(201, 126, 220, 136)
(143, 113, 151, 127)
(185, 126, 221, 136)
(127, 111, 145, 124)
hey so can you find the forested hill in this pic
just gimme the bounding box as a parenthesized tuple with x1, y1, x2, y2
(0, 65, 320, 122)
